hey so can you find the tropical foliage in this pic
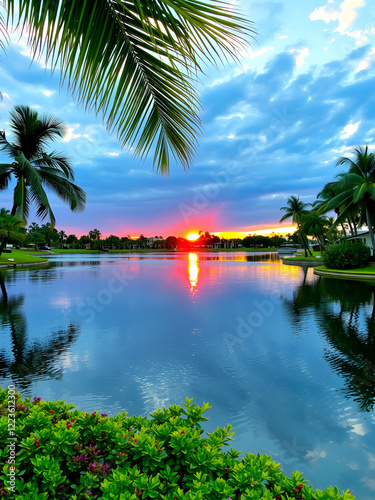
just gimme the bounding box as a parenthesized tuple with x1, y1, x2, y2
(280, 195, 312, 256)
(0, 209, 25, 256)
(0, 389, 354, 499)
(323, 240, 370, 270)
(3, 0, 254, 173)
(282, 145, 375, 259)
(324, 146, 375, 254)
(0, 105, 86, 226)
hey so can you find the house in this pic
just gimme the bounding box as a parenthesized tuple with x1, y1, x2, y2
(346, 231, 373, 252)
(147, 237, 163, 248)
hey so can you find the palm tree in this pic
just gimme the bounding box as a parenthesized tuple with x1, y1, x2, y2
(88, 228, 101, 249)
(0, 105, 86, 230)
(326, 146, 375, 255)
(3, 1, 254, 174)
(301, 211, 328, 257)
(0, 209, 26, 257)
(280, 195, 313, 256)
(58, 230, 67, 249)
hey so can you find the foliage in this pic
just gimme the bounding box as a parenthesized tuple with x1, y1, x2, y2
(0, 105, 86, 226)
(0, 389, 354, 500)
(4, 0, 254, 174)
(0, 209, 26, 242)
(323, 241, 371, 269)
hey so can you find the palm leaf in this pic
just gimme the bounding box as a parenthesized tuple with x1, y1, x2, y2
(37, 167, 86, 211)
(6, 0, 254, 173)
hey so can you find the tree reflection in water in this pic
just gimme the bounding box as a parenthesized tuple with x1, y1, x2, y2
(283, 272, 375, 412)
(0, 272, 80, 393)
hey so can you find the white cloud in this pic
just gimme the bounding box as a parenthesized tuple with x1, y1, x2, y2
(290, 48, 310, 68)
(337, 0, 365, 33)
(62, 125, 82, 142)
(43, 90, 55, 97)
(340, 121, 361, 139)
(310, 1, 339, 23)
(356, 59, 369, 72)
(105, 152, 120, 156)
(310, 0, 366, 37)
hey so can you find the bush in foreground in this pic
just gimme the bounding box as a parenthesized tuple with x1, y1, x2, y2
(323, 240, 371, 270)
(0, 388, 354, 499)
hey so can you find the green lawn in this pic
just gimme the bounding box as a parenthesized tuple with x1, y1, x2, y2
(316, 265, 375, 275)
(0, 249, 49, 265)
(284, 250, 322, 262)
(284, 256, 322, 262)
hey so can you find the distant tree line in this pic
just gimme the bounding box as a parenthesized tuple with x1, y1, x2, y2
(4, 225, 289, 251)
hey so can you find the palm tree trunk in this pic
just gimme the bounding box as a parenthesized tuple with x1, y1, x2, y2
(351, 217, 357, 236)
(341, 223, 347, 239)
(298, 226, 313, 256)
(366, 204, 375, 257)
(347, 219, 355, 237)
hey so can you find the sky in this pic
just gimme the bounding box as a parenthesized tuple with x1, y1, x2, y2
(1, 0, 375, 238)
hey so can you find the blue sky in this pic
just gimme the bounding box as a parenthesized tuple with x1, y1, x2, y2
(1, 0, 375, 238)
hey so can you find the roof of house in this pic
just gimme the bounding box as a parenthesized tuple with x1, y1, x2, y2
(347, 231, 370, 238)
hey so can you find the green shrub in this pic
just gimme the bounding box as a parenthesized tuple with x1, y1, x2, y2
(323, 240, 371, 269)
(0, 388, 354, 499)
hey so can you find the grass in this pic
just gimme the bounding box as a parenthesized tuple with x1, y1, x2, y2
(0, 249, 49, 265)
(284, 250, 322, 262)
(316, 265, 375, 275)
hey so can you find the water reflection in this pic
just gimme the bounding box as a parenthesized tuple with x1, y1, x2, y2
(284, 275, 375, 411)
(0, 272, 80, 392)
(188, 253, 199, 293)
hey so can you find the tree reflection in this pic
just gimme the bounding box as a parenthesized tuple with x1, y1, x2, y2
(0, 272, 80, 392)
(284, 274, 375, 411)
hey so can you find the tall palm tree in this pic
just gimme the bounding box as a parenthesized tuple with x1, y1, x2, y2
(326, 146, 375, 255)
(59, 230, 67, 249)
(280, 195, 312, 256)
(301, 211, 328, 257)
(88, 228, 101, 249)
(0, 105, 86, 230)
(3, 1, 254, 174)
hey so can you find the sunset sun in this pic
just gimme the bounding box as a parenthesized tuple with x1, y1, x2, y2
(187, 233, 200, 241)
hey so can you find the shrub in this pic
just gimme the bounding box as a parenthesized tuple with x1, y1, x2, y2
(0, 388, 354, 499)
(323, 240, 371, 269)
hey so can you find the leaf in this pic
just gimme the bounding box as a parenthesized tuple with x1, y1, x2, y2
(5, 0, 255, 173)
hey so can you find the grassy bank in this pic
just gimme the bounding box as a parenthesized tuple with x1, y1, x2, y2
(315, 265, 375, 275)
(0, 249, 49, 266)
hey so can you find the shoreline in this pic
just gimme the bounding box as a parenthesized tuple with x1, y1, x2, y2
(314, 266, 375, 281)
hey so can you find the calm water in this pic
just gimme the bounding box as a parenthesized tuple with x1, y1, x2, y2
(1, 252, 375, 498)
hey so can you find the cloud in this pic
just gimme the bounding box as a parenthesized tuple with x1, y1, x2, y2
(340, 121, 361, 139)
(290, 48, 310, 68)
(310, 0, 367, 42)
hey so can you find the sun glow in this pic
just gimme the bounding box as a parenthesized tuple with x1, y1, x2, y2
(187, 233, 200, 241)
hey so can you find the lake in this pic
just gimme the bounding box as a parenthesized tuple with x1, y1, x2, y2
(0, 251, 374, 498)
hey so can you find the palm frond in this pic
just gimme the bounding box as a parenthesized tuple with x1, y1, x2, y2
(6, 0, 255, 173)
(37, 167, 86, 211)
(14, 152, 55, 222)
(8, 105, 65, 158)
(13, 177, 30, 220)
(34, 151, 75, 179)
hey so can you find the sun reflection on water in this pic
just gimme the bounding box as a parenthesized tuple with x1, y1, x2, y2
(188, 253, 199, 293)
